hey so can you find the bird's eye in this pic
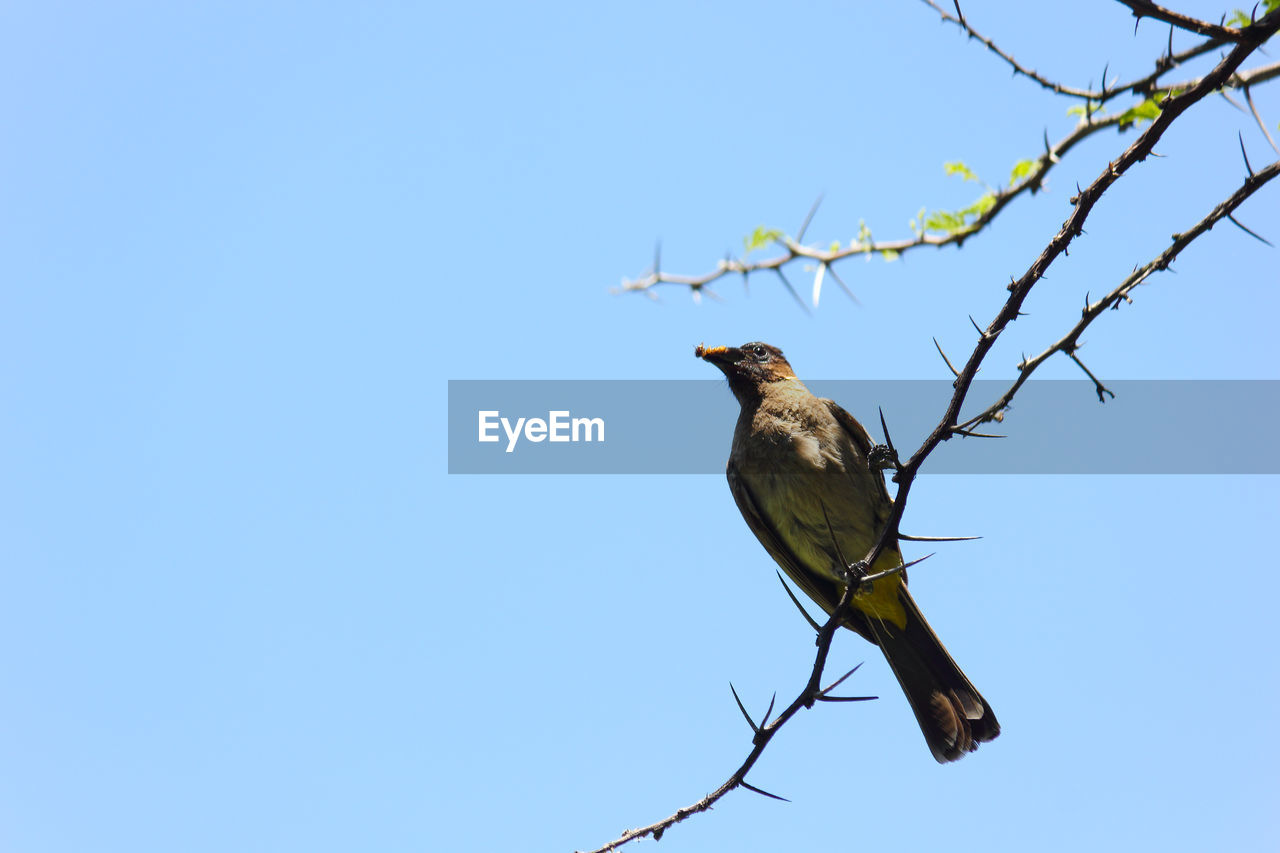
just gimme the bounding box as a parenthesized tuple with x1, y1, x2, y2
(751, 345, 767, 358)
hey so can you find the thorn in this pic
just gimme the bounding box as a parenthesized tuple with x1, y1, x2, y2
(1243, 86, 1280, 156)
(951, 0, 965, 27)
(776, 572, 822, 632)
(1220, 90, 1247, 113)
(796, 194, 823, 244)
(1239, 131, 1255, 176)
(818, 694, 879, 703)
(819, 662, 864, 696)
(952, 427, 1006, 438)
(1226, 213, 1273, 246)
(774, 267, 811, 314)
(653, 241, 662, 276)
(819, 500, 852, 582)
(811, 263, 826, 308)
(740, 781, 790, 803)
(729, 683, 759, 733)
(877, 407, 897, 459)
(860, 552, 934, 585)
(969, 314, 984, 335)
(761, 692, 777, 727)
(897, 533, 983, 542)
(1166, 24, 1174, 61)
(932, 337, 960, 377)
(824, 263, 861, 306)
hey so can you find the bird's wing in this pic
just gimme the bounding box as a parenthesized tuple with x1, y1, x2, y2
(726, 459, 875, 642)
(819, 397, 894, 506)
(820, 397, 907, 586)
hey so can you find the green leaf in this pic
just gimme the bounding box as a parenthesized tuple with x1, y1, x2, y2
(1232, 1, 1280, 24)
(1117, 89, 1178, 129)
(744, 226, 783, 252)
(1009, 159, 1038, 184)
(1066, 100, 1101, 118)
(881, 249, 899, 261)
(924, 210, 965, 233)
(943, 161, 979, 183)
(918, 192, 996, 237)
(961, 192, 996, 218)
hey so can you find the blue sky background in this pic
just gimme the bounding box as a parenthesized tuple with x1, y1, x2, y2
(3, 2, 1278, 851)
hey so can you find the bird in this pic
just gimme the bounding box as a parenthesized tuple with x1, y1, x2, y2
(696, 341, 999, 763)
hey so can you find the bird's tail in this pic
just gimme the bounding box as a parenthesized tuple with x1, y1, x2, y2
(864, 584, 1000, 763)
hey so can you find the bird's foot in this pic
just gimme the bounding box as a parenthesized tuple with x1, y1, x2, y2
(840, 559, 870, 590)
(868, 443, 900, 473)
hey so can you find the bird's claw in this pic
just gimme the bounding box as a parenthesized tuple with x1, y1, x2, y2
(868, 443, 900, 472)
(841, 559, 870, 587)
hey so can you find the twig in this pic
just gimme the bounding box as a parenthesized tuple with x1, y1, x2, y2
(580, 573, 862, 853)
(618, 56, 1280, 302)
(851, 7, 1280, 595)
(1116, 0, 1247, 41)
(958, 157, 1280, 430)
(589, 10, 1280, 853)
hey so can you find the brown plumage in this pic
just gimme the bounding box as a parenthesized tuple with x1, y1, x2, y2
(698, 341, 999, 763)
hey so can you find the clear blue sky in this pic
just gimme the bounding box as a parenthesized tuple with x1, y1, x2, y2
(2, 2, 1278, 851)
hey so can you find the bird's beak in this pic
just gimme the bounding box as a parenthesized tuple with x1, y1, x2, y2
(695, 344, 740, 369)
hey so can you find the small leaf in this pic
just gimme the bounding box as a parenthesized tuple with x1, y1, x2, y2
(1116, 90, 1178, 130)
(1009, 159, 1038, 184)
(943, 161, 979, 183)
(1066, 99, 1101, 119)
(881, 249, 899, 261)
(962, 192, 996, 218)
(924, 210, 965, 232)
(744, 226, 783, 252)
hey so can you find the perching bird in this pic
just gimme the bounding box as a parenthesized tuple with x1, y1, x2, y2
(697, 341, 998, 762)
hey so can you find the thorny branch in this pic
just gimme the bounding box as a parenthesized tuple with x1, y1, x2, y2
(619, 1, 1279, 305)
(856, 7, 1280, 582)
(1116, 0, 1251, 40)
(579, 576, 872, 853)
(588, 5, 1279, 852)
(957, 157, 1280, 429)
(924, 0, 1270, 103)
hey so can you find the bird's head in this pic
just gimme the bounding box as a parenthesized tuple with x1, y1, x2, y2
(695, 341, 796, 403)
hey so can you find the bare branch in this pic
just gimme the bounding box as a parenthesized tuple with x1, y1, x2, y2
(959, 158, 1280, 431)
(921, 0, 1102, 99)
(851, 9, 1280, 586)
(580, 571, 863, 853)
(619, 54, 1280, 303)
(1116, 0, 1248, 41)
